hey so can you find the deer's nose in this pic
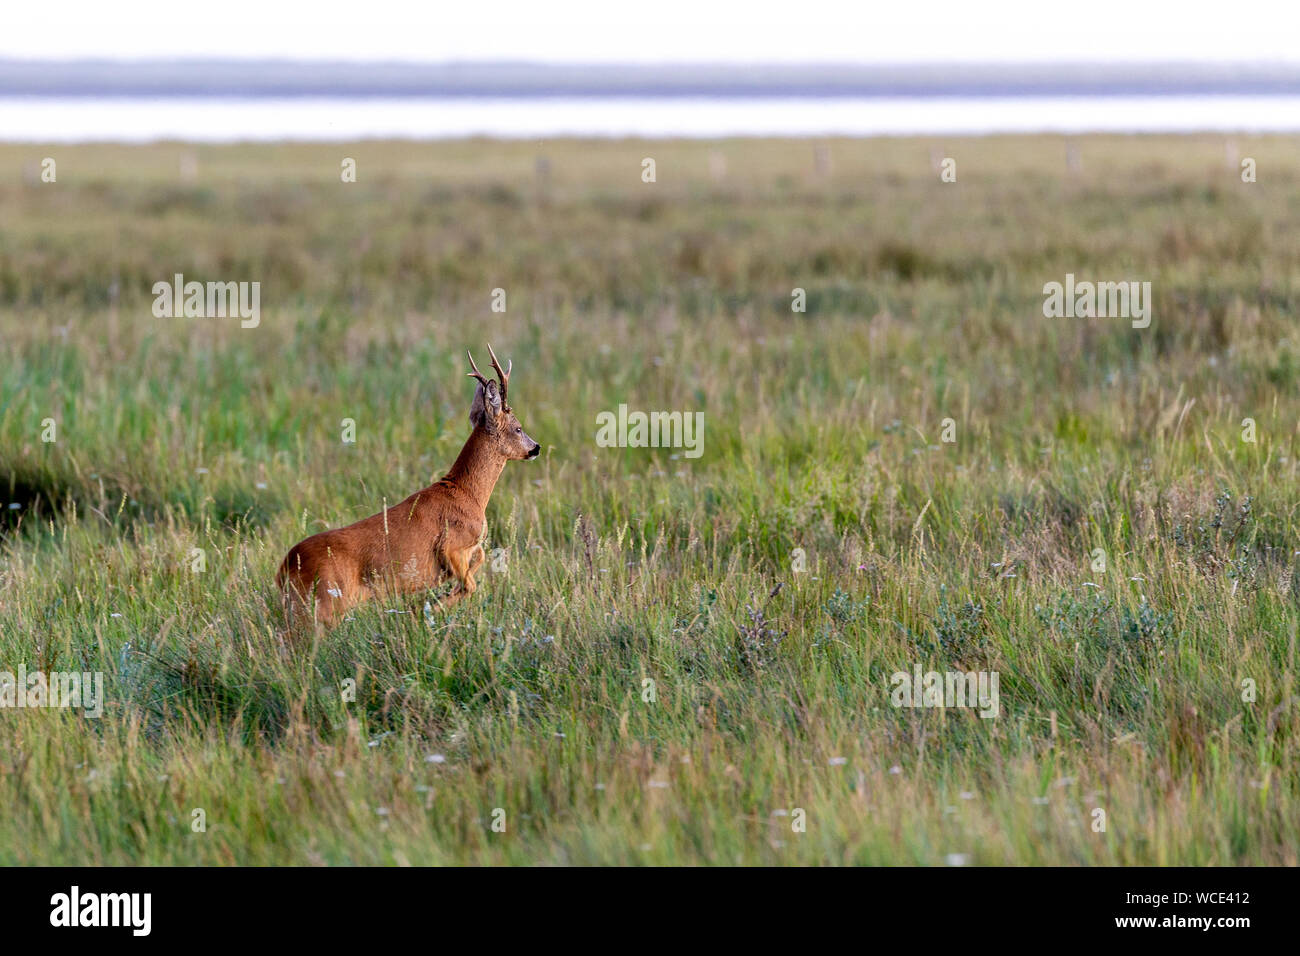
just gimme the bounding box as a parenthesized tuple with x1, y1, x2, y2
(527, 444, 541, 459)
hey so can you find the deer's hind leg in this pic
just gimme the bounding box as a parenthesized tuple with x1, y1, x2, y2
(307, 552, 373, 628)
(281, 577, 316, 639)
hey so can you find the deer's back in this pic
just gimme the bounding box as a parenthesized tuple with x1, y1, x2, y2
(280, 481, 484, 584)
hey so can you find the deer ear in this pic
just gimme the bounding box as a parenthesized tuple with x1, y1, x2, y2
(469, 380, 502, 429)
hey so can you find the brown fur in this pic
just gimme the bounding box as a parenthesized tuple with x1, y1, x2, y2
(276, 346, 539, 633)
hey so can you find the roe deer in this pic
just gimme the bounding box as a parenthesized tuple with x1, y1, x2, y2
(276, 345, 540, 631)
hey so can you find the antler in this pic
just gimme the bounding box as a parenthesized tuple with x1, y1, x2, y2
(466, 349, 492, 390)
(485, 343, 512, 408)
(467, 344, 513, 409)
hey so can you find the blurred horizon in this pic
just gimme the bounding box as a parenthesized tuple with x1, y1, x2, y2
(5, 59, 1300, 98)
(3, 60, 1300, 140)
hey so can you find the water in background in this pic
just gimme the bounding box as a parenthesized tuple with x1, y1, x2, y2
(2, 95, 1299, 141)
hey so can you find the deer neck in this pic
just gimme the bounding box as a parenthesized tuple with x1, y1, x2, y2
(441, 427, 508, 511)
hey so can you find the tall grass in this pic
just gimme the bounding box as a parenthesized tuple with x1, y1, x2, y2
(0, 135, 1296, 863)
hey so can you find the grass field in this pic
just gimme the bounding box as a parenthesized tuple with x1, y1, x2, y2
(0, 134, 1297, 864)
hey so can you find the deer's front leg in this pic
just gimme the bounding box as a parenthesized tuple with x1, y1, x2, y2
(466, 543, 486, 582)
(433, 544, 486, 610)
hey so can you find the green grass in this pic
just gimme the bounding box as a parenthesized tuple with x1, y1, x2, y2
(0, 135, 1296, 864)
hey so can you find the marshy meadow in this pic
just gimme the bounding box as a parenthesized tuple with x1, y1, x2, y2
(0, 134, 1296, 864)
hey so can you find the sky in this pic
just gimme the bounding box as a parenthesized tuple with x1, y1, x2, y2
(5, 0, 1300, 63)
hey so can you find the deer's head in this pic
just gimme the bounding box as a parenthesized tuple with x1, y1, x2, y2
(467, 344, 541, 461)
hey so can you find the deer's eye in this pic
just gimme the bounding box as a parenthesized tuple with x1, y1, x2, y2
(515, 426, 522, 434)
